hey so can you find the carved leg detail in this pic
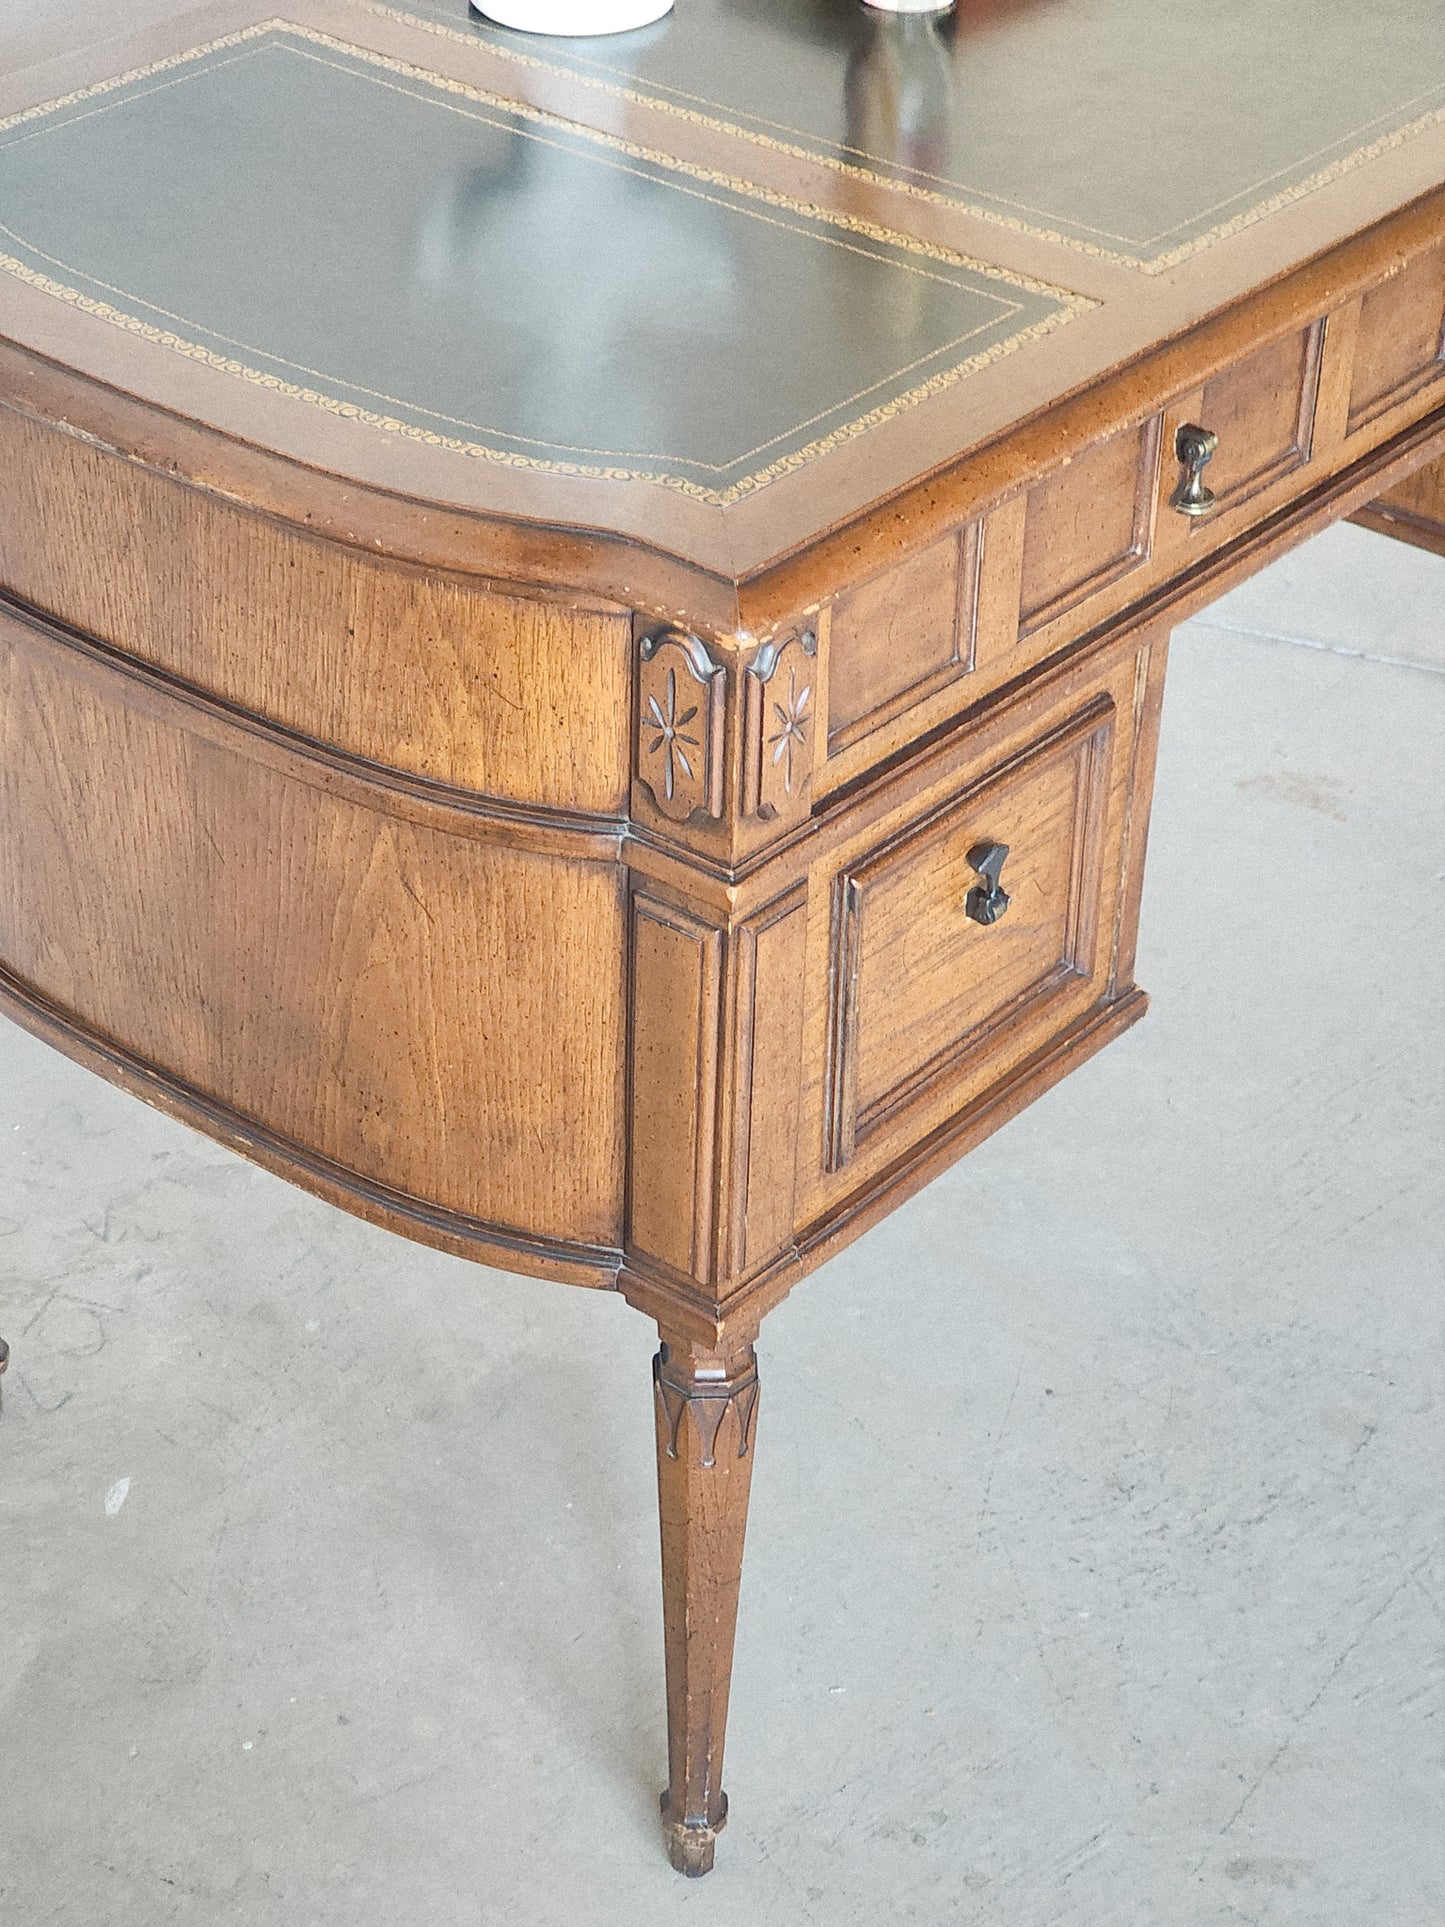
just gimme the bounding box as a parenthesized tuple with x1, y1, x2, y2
(653, 1331, 759, 1876)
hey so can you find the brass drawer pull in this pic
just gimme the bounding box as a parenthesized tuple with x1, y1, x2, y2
(1172, 422, 1219, 517)
(965, 841, 1011, 925)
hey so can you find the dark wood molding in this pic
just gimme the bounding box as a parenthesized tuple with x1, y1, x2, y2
(0, 961, 623, 1290)
(654, 1339, 760, 1472)
(0, 588, 629, 861)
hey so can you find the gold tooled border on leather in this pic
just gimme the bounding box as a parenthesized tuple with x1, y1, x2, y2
(0, 19, 1089, 504)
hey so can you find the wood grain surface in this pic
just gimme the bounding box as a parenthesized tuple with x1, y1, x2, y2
(4, 0, 1445, 1874)
(0, 407, 633, 815)
(0, 605, 628, 1254)
(653, 1331, 759, 1877)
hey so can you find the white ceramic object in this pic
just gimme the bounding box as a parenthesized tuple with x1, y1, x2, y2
(863, 0, 954, 12)
(473, 0, 673, 32)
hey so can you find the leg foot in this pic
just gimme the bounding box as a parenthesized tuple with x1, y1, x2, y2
(653, 1330, 758, 1876)
(661, 1789, 727, 1876)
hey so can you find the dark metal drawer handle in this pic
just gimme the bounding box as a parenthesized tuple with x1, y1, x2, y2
(1171, 422, 1219, 518)
(965, 841, 1011, 925)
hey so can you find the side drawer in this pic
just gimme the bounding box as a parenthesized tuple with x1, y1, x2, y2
(825, 696, 1113, 1171)
(796, 625, 1164, 1221)
(1172, 319, 1325, 520)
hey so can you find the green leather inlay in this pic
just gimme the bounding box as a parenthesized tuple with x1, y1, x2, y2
(0, 26, 1078, 501)
(395, 0, 1445, 267)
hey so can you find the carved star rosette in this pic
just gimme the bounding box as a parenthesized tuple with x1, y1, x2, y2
(743, 629, 817, 821)
(637, 628, 727, 822)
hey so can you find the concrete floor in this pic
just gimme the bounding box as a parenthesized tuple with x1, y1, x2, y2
(1, 522, 1442, 1926)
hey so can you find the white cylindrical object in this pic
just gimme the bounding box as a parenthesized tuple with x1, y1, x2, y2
(863, 0, 954, 13)
(473, 0, 673, 31)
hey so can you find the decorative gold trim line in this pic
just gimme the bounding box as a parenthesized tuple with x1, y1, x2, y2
(359, 1, 1155, 264)
(0, 15, 1082, 300)
(0, 20, 279, 131)
(0, 21, 1086, 504)
(1142, 104, 1445, 273)
(2, 192, 1019, 477)
(283, 38, 1043, 468)
(364, 1, 1445, 274)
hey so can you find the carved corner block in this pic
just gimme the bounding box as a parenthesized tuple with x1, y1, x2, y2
(742, 629, 817, 822)
(637, 628, 727, 822)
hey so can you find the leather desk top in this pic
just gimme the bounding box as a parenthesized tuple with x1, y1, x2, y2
(433, 0, 1445, 268)
(0, 0, 1441, 578)
(0, 24, 1074, 503)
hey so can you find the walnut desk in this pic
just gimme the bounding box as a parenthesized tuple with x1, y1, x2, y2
(1, 0, 1442, 1877)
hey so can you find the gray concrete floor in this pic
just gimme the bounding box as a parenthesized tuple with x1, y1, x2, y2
(2, 522, 1442, 1926)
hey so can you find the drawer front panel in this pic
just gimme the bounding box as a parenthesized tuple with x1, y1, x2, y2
(1018, 417, 1161, 637)
(808, 223, 1444, 808)
(1193, 321, 1324, 513)
(816, 670, 1132, 1187)
(826, 698, 1113, 1170)
(1348, 237, 1445, 431)
(826, 525, 980, 756)
(797, 627, 1160, 1222)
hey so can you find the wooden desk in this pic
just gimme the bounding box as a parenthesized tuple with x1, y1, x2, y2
(1, 0, 1442, 1875)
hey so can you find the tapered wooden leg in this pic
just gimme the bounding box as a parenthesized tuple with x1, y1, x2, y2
(653, 1330, 759, 1876)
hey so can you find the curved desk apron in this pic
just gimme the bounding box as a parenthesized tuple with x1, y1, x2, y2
(1, 0, 1443, 1876)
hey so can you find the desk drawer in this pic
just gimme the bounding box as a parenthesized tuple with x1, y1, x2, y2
(815, 322, 1327, 795)
(824, 696, 1113, 1170)
(1021, 318, 1327, 622)
(1176, 320, 1325, 518)
(799, 627, 1162, 1209)
(813, 233, 1442, 803)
